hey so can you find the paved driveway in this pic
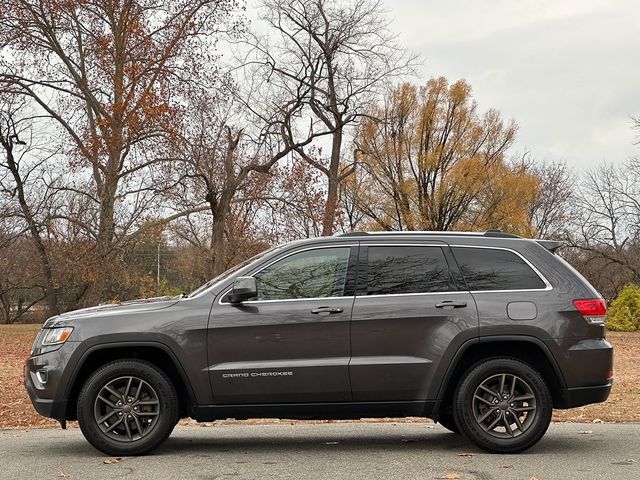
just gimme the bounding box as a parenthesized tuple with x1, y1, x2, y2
(1, 422, 638, 479)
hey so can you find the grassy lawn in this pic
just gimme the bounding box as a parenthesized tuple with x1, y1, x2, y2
(1, 325, 638, 429)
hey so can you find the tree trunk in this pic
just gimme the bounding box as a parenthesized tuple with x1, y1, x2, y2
(322, 129, 343, 236)
(96, 174, 118, 258)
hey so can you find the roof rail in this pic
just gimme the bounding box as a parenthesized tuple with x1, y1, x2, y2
(338, 231, 369, 237)
(483, 229, 521, 239)
(338, 229, 521, 238)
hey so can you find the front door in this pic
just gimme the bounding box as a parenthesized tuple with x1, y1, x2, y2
(208, 245, 357, 404)
(349, 243, 479, 401)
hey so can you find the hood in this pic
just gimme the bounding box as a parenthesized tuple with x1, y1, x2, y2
(44, 296, 181, 327)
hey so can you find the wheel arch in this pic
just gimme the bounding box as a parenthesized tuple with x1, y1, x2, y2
(64, 342, 196, 421)
(434, 336, 567, 416)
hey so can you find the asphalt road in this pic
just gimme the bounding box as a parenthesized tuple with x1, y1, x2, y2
(1, 422, 638, 480)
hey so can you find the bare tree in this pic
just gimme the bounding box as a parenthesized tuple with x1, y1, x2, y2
(0, 0, 240, 298)
(171, 86, 317, 275)
(527, 159, 575, 238)
(248, 0, 415, 235)
(570, 162, 640, 293)
(0, 95, 59, 315)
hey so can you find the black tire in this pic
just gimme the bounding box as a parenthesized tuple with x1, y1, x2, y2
(453, 357, 552, 453)
(77, 359, 179, 456)
(437, 413, 460, 434)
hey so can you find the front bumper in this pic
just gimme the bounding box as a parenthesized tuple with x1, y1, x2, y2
(24, 366, 67, 420)
(24, 341, 79, 421)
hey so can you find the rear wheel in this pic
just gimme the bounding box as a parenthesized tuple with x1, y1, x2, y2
(77, 359, 179, 456)
(453, 357, 552, 453)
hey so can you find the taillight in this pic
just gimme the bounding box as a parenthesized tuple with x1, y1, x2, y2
(573, 299, 607, 325)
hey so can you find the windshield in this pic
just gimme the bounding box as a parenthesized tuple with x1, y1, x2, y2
(187, 245, 281, 297)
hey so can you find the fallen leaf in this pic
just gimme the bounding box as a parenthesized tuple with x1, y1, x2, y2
(441, 474, 463, 479)
(528, 477, 539, 480)
(592, 419, 604, 424)
(103, 457, 122, 464)
(579, 430, 593, 434)
(324, 441, 339, 445)
(56, 470, 69, 478)
(500, 464, 512, 469)
(458, 452, 475, 457)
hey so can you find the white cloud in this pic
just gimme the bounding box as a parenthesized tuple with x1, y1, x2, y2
(384, 0, 640, 167)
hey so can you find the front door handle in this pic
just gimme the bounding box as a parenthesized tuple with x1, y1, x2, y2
(311, 306, 344, 315)
(435, 300, 467, 309)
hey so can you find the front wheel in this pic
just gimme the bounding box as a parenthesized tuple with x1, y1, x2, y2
(77, 359, 179, 456)
(453, 357, 552, 453)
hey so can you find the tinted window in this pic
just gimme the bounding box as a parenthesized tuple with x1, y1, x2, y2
(366, 246, 452, 295)
(452, 247, 546, 291)
(254, 247, 351, 300)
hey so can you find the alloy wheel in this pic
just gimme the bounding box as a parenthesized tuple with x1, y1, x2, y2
(471, 373, 537, 439)
(93, 376, 161, 442)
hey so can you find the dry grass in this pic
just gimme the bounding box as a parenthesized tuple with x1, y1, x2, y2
(0, 324, 58, 429)
(1, 325, 637, 430)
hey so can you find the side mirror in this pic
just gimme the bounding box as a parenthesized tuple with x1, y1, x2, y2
(228, 276, 257, 303)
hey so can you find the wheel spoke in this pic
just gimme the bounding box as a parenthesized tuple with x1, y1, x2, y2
(513, 394, 535, 402)
(513, 406, 536, 412)
(124, 377, 133, 398)
(136, 411, 158, 417)
(511, 411, 525, 432)
(104, 385, 123, 401)
(134, 379, 144, 401)
(510, 375, 517, 397)
(474, 395, 494, 406)
(105, 417, 123, 433)
(478, 384, 499, 399)
(136, 400, 159, 406)
(485, 415, 501, 432)
(97, 395, 117, 409)
(503, 414, 514, 437)
(499, 374, 506, 395)
(133, 415, 144, 436)
(97, 410, 118, 424)
(124, 418, 133, 441)
(477, 408, 494, 424)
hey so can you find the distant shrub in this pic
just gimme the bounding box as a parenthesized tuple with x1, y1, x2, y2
(607, 283, 640, 332)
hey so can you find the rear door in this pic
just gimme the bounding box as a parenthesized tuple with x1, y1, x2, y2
(349, 242, 479, 401)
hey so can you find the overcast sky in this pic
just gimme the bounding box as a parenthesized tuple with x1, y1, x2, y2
(384, 0, 640, 169)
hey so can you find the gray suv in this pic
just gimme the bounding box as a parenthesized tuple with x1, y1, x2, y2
(25, 231, 613, 455)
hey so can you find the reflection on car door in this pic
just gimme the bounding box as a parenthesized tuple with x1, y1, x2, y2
(207, 245, 357, 404)
(349, 243, 479, 401)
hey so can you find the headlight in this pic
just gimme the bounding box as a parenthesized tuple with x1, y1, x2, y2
(41, 327, 74, 346)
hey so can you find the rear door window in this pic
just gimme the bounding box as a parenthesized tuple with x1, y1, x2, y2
(366, 246, 453, 295)
(451, 247, 546, 291)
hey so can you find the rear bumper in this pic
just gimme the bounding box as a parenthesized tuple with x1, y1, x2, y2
(557, 380, 613, 409)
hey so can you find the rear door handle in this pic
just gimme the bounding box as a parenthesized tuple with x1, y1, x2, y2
(311, 306, 344, 315)
(435, 300, 467, 309)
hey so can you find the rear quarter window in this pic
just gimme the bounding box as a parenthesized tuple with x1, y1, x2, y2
(451, 247, 547, 291)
